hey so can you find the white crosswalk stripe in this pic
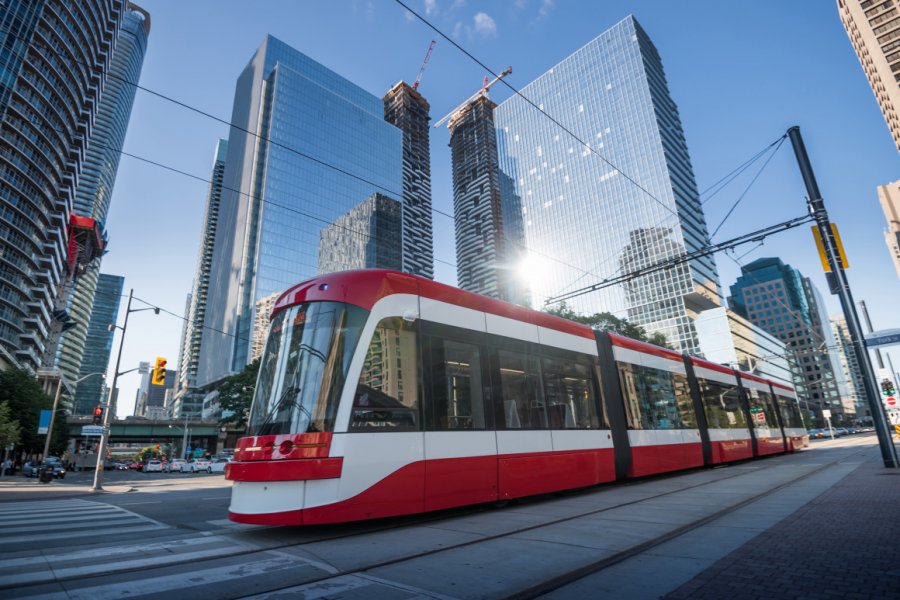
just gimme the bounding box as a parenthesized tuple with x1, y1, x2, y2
(0, 498, 168, 545)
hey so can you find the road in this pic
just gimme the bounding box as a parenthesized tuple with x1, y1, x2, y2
(0, 434, 887, 599)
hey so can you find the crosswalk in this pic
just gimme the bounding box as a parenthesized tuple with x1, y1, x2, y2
(0, 498, 169, 546)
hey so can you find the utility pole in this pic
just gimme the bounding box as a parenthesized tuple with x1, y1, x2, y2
(787, 126, 899, 468)
(859, 300, 885, 369)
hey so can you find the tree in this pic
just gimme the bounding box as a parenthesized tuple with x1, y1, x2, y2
(0, 402, 21, 450)
(217, 358, 260, 431)
(0, 369, 56, 454)
(544, 303, 672, 349)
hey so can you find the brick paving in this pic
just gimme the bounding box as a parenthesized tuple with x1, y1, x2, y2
(664, 455, 900, 600)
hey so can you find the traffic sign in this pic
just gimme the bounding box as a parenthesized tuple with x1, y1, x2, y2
(887, 397, 897, 407)
(865, 329, 900, 349)
(81, 425, 104, 436)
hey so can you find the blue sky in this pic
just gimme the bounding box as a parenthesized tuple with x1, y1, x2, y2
(102, 0, 900, 415)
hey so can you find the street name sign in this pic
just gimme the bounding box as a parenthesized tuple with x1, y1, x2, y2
(864, 329, 900, 349)
(81, 425, 104, 436)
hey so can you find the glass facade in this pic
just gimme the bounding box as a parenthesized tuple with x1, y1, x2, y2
(0, 0, 125, 370)
(57, 4, 150, 383)
(318, 192, 402, 273)
(73, 273, 123, 415)
(728, 257, 848, 425)
(494, 16, 720, 354)
(200, 36, 402, 386)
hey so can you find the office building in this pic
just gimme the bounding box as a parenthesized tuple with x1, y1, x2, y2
(317, 193, 402, 274)
(695, 307, 794, 387)
(383, 82, 434, 279)
(831, 315, 872, 423)
(450, 94, 525, 303)
(0, 0, 126, 370)
(56, 4, 150, 384)
(838, 0, 900, 152)
(134, 368, 175, 418)
(494, 16, 720, 353)
(199, 36, 402, 386)
(72, 274, 124, 415)
(877, 180, 900, 280)
(729, 258, 850, 424)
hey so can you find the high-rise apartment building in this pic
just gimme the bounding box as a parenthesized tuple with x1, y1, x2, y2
(176, 140, 228, 400)
(729, 257, 850, 425)
(56, 4, 150, 384)
(199, 36, 402, 386)
(383, 82, 434, 279)
(318, 193, 402, 274)
(0, 0, 126, 370)
(494, 16, 720, 353)
(877, 180, 900, 280)
(838, 0, 900, 152)
(449, 94, 525, 302)
(250, 292, 279, 364)
(72, 274, 124, 415)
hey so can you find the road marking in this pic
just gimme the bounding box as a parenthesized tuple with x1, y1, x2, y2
(0, 523, 165, 544)
(110, 500, 162, 505)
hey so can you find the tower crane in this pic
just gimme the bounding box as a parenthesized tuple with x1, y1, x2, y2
(433, 66, 512, 129)
(412, 39, 436, 91)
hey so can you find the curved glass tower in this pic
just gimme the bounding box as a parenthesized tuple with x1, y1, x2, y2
(0, 0, 126, 370)
(57, 4, 150, 387)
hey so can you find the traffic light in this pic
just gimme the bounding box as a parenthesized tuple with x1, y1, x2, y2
(93, 405, 102, 424)
(881, 379, 896, 396)
(151, 356, 167, 386)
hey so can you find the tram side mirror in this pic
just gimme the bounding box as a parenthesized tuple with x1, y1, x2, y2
(402, 309, 419, 323)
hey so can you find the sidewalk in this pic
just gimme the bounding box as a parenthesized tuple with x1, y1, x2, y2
(0, 478, 134, 501)
(664, 453, 900, 600)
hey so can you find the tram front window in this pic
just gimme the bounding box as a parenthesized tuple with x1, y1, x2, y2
(249, 302, 368, 436)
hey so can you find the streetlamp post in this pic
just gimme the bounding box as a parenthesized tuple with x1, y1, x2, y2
(92, 289, 159, 491)
(41, 371, 106, 462)
(168, 414, 190, 460)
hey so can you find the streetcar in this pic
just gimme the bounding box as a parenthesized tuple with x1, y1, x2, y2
(226, 270, 807, 526)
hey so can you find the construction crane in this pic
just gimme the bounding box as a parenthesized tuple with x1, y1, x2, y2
(412, 39, 436, 91)
(433, 66, 512, 129)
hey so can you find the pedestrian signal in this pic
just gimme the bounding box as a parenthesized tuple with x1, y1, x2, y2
(151, 356, 167, 385)
(881, 379, 895, 396)
(93, 406, 102, 424)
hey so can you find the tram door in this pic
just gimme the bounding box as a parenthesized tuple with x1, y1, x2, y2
(422, 324, 498, 511)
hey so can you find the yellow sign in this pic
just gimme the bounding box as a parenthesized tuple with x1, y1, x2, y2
(811, 224, 849, 272)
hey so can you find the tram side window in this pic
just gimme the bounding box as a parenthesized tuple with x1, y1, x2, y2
(430, 339, 487, 430)
(541, 355, 601, 429)
(617, 362, 696, 430)
(498, 349, 546, 429)
(350, 318, 420, 432)
(746, 389, 778, 430)
(697, 379, 746, 429)
(777, 396, 804, 428)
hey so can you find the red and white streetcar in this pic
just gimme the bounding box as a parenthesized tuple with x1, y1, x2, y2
(227, 270, 808, 526)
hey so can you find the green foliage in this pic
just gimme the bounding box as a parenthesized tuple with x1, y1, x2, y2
(0, 402, 21, 449)
(0, 369, 54, 453)
(544, 303, 672, 349)
(217, 358, 260, 431)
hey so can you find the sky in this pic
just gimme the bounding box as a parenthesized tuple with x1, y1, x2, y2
(100, 0, 900, 416)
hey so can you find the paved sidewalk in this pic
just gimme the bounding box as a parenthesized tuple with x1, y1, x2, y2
(0, 478, 134, 501)
(664, 453, 900, 600)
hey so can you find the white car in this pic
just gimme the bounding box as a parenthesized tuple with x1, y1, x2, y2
(207, 458, 233, 474)
(164, 459, 185, 473)
(181, 458, 211, 473)
(144, 459, 163, 473)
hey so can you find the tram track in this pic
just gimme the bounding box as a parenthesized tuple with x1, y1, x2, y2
(4, 443, 869, 598)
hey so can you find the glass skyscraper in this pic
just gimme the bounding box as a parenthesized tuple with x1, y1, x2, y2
(57, 4, 150, 383)
(494, 15, 720, 354)
(318, 193, 402, 274)
(199, 35, 403, 386)
(0, 0, 126, 370)
(73, 273, 124, 415)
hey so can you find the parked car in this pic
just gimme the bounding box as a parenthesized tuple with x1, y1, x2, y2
(164, 459, 186, 473)
(23, 460, 65, 479)
(834, 427, 850, 437)
(208, 457, 232, 474)
(807, 428, 825, 439)
(181, 458, 211, 473)
(114, 462, 130, 470)
(144, 459, 163, 473)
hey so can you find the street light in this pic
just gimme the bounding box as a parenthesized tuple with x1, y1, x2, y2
(92, 289, 159, 492)
(41, 371, 106, 462)
(168, 415, 191, 460)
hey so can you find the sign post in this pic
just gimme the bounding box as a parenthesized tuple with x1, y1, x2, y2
(822, 409, 834, 440)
